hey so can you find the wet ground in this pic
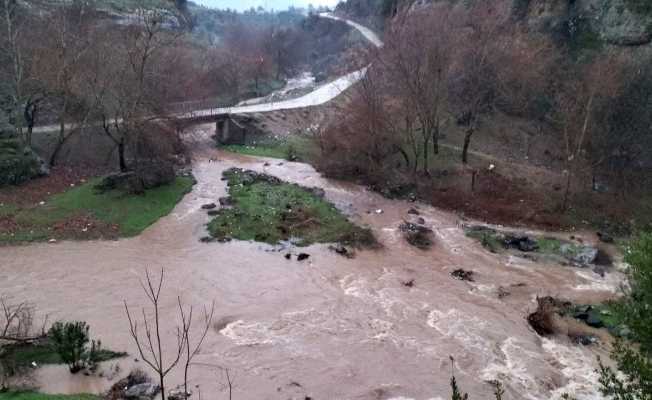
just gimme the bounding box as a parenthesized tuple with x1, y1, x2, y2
(0, 125, 622, 400)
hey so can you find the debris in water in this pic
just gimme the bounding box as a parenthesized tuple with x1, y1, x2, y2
(497, 286, 510, 299)
(402, 279, 415, 288)
(451, 268, 475, 282)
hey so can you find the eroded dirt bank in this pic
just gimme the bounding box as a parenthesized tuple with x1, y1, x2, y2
(0, 125, 622, 400)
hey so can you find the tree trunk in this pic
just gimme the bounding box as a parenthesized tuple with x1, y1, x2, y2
(562, 168, 572, 211)
(49, 121, 66, 167)
(398, 147, 410, 170)
(462, 127, 474, 165)
(118, 138, 127, 172)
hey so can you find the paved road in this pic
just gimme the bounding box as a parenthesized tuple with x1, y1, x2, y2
(33, 14, 383, 134)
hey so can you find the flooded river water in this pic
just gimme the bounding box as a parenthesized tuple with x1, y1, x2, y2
(0, 125, 622, 400)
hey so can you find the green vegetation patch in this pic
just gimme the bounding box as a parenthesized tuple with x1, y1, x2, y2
(0, 339, 126, 375)
(624, 0, 652, 17)
(0, 177, 194, 244)
(0, 139, 44, 187)
(0, 393, 98, 400)
(220, 136, 316, 162)
(207, 168, 376, 247)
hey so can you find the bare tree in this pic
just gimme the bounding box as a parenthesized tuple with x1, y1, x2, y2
(0, 0, 42, 145)
(124, 269, 186, 400)
(97, 7, 184, 172)
(447, 0, 506, 165)
(0, 297, 47, 343)
(42, 1, 95, 167)
(178, 298, 214, 399)
(380, 4, 457, 174)
(548, 53, 624, 210)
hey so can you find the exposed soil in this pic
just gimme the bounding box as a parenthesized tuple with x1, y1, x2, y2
(0, 166, 105, 206)
(425, 170, 568, 231)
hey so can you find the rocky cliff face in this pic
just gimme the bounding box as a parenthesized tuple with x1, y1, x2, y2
(521, 0, 652, 47)
(339, 0, 652, 48)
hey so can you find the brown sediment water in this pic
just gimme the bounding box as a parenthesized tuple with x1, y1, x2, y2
(0, 124, 622, 400)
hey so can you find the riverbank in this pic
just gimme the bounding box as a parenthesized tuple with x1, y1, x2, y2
(0, 126, 625, 399)
(0, 173, 194, 245)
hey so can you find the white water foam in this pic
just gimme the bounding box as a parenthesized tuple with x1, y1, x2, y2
(573, 270, 621, 293)
(542, 338, 605, 400)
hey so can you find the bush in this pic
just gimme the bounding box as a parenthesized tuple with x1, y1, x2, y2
(598, 233, 652, 399)
(0, 139, 46, 186)
(48, 322, 90, 373)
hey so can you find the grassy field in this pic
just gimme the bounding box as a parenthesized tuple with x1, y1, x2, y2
(220, 136, 317, 162)
(0, 177, 194, 245)
(0, 393, 98, 400)
(207, 168, 376, 247)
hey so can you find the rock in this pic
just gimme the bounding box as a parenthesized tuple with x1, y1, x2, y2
(297, 253, 310, 261)
(497, 286, 511, 299)
(200, 236, 215, 243)
(95, 161, 174, 194)
(597, 231, 614, 243)
(207, 210, 219, 216)
(201, 203, 217, 210)
(168, 389, 191, 400)
(284, 253, 292, 260)
(451, 269, 474, 282)
(586, 311, 605, 328)
(124, 383, 160, 399)
(399, 222, 433, 250)
(527, 297, 560, 336)
(218, 197, 233, 207)
(375, 209, 384, 214)
(560, 244, 598, 266)
(593, 266, 607, 277)
(573, 335, 597, 346)
(402, 279, 415, 288)
(416, 217, 426, 225)
(504, 234, 539, 252)
(329, 244, 354, 258)
(407, 208, 420, 215)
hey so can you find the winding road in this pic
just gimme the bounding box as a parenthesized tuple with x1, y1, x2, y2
(33, 13, 383, 134)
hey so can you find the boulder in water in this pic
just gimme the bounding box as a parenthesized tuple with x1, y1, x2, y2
(399, 222, 433, 250)
(504, 234, 539, 252)
(451, 269, 474, 282)
(124, 383, 160, 399)
(560, 244, 598, 266)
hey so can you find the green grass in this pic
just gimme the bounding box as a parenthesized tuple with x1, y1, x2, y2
(0, 177, 194, 244)
(220, 136, 316, 162)
(207, 169, 376, 247)
(465, 227, 504, 253)
(0, 393, 99, 400)
(537, 237, 563, 253)
(48, 177, 194, 236)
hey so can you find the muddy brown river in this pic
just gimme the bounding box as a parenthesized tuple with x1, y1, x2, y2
(0, 125, 623, 400)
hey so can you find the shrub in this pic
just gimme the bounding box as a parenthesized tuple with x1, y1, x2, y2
(597, 233, 652, 399)
(0, 139, 45, 186)
(48, 322, 90, 373)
